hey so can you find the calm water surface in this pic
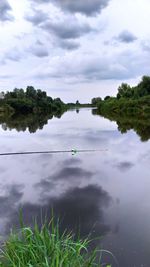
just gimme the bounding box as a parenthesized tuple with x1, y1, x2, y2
(0, 108, 150, 267)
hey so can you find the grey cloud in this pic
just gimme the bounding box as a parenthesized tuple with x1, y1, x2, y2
(30, 0, 51, 3)
(34, 66, 131, 81)
(116, 30, 137, 43)
(35, 54, 133, 81)
(29, 43, 49, 57)
(34, 159, 95, 196)
(35, 166, 94, 192)
(3, 42, 49, 64)
(32, 49, 49, 57)
(25, 9, 49, 25)
(83, 66, 130, 81)
(54, 0, 110, 16)
(25, 6, 93, 40)
(25, 7, 93, 51)
(0, 0, 14, 21)
(0, 165, 6, 174)
(59, 40, 80, 50)
(115, 161, 134, 172)
(53, 167, 93, 180)
(0, 184, 24, 217)
(5, 50, 21, 62)
(0, 58, 6, 65)
(42, 18, 92, 39)
(33, 44, 147, 82)
(63, 158, 81, 166)
(141, 41, 150, 52)
(36, 40, 43, 45)
(0, 74, 13, 79)
(30, 0, 110, 16)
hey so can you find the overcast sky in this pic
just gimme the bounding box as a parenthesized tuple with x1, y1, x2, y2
(0, 0, 150, 102)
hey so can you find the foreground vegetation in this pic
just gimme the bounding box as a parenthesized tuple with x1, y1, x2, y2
(0, 218, 112, 267)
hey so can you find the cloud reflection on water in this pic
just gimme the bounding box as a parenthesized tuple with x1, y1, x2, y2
(5, 184, 112, 241)
(0, 157, 112, 241)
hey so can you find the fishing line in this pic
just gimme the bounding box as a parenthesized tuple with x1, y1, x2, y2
(0, 149, 108, 156)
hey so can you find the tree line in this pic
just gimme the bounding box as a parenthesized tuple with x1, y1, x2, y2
(0, 86, 66, 115)
(91, 75, 150, 117)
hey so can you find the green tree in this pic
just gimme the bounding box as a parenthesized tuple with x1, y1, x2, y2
(26, 86, 37, 99)
(137, 76, 150, 96)
(91, 97, 102, 106)
(104, 96, 111, 101)
(117, 83, 133, 99)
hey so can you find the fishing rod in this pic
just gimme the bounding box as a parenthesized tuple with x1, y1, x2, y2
(0, 149, 108, 156)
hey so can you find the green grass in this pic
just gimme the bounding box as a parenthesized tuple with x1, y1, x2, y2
(0, 217, 113, 267)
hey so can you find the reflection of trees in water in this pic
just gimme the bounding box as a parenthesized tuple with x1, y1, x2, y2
(92, 109, 150, 142)
(117, 119, 150, 142)
(0, 110, 65, 133)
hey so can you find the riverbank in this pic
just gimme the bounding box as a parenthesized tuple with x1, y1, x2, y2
(97, 96, 150, 118)
(94, 76, 150, 129)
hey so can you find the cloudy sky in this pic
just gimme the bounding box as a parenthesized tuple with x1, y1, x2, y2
(0, 0, 150, 102)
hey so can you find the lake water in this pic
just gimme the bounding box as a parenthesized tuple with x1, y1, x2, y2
(0, 108, 150, 267)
